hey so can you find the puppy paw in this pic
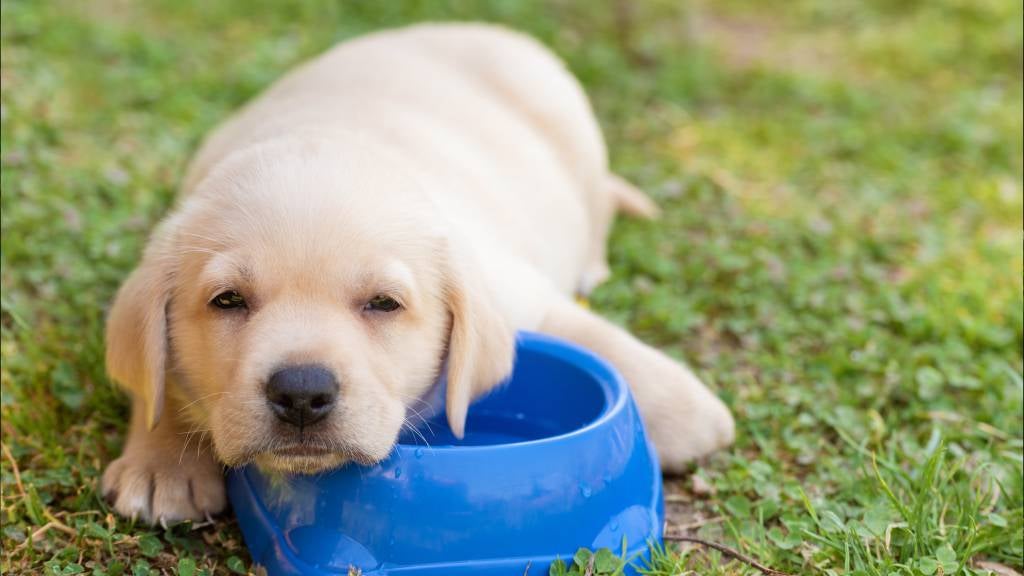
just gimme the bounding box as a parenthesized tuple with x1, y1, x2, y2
(101, 447, 226, 525)
(650, 379, 735, 473)
(663, 396, 734, 471)
(537, 299, 735, 473)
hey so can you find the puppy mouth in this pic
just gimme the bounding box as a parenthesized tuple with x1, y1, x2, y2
(272, 444, 334, 458)
(252, 444, 348, 475)
(244, 437, 382, 474)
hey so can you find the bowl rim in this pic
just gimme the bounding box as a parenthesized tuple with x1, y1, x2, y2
(391, 330, 630, 454)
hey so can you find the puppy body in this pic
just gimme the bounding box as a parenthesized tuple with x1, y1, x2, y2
(185, 24, 607, 318)
(103, 24, 734, 524)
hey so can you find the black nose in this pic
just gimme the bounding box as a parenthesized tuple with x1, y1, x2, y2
(266, 365, 338, 428)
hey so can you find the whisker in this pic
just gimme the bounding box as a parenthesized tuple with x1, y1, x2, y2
(403, 405, 435, 436)
(177, 391, 229, 414)
(401, 419, 432, 449)
(197, 430, 209, 459)
(178, 424, 207, 464)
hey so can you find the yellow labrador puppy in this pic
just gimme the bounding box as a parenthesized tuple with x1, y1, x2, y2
(102, 23, 734, 524)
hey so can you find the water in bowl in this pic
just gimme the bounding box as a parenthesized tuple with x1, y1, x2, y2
(398, 353, 611, 448)
(398, 409, 569, 447)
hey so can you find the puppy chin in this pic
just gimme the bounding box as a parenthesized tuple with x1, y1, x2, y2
(254, 452, 349, 475)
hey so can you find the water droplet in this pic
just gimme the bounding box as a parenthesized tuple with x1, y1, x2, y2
(414, 447, 424, 459)
(610, 520, 619, 531)
(394, 467, 402, 478)
(580, 484, 592, 498)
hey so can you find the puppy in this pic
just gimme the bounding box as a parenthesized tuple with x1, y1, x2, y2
(102, 23, 734, 524)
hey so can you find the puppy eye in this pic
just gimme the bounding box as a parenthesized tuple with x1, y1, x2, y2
(364, 295, 401, 312)
(211, 290, 247, 310)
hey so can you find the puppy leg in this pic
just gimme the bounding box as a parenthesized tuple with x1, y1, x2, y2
(539, 298, 734, 471)
(101, 399, 225, 524)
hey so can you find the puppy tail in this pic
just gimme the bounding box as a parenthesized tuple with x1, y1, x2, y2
(608, 173, 660, 219)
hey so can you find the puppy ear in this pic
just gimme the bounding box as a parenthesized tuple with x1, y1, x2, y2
(442, 243, 515, 439)
(106, 222, 177, 430)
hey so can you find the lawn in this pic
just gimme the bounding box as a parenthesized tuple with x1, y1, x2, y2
(1, 1, 1021, 574)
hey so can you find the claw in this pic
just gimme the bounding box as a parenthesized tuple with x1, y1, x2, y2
(191, 511, 216, 530)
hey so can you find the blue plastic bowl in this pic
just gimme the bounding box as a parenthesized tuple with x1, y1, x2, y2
(228, 331, 664, 575)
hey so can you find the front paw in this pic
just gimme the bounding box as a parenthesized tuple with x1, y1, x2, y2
(643, 366, 736, 473)
(101, 448, 226, 525)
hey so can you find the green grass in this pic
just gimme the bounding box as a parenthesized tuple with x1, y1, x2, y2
(1, 1, 1021, 574)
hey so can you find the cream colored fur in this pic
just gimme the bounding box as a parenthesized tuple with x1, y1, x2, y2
(102, 23, 734, 524)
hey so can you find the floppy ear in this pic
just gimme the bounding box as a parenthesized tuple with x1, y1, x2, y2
(442, 244, 515, 439)
(106, 222, 177, 431)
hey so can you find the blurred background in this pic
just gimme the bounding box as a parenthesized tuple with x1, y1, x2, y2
(2, 1, 1022, 574)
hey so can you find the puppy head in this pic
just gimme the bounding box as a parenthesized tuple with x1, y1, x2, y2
(105, 138, 514, 473)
